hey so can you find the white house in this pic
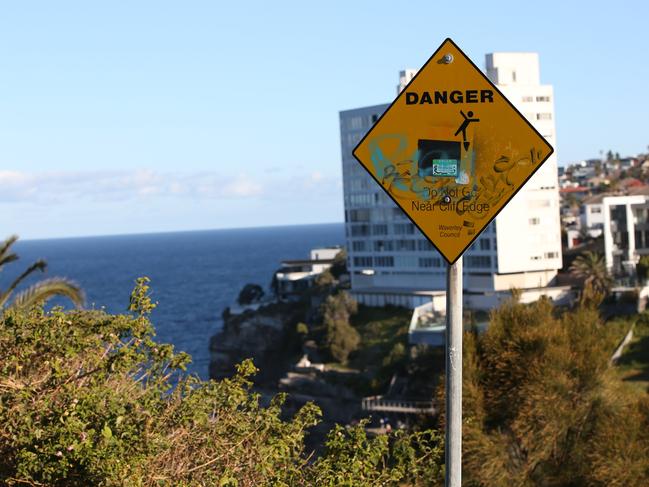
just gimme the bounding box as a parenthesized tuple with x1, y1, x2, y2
(273, 247, 341, 300)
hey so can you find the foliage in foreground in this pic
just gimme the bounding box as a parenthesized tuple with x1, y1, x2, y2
(0, 278, 443, 486)
(442, 297, 649, 486)
(0, 235, 84, 311)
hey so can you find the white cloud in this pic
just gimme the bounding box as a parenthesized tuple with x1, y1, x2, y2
(221, 175, 263, 197)
(0, 170, 266, 204)
(0, 168, 347, 208)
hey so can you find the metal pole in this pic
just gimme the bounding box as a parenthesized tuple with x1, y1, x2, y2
(445, 256, 463, 487)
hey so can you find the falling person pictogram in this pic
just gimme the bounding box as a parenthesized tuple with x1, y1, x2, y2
(454, 110, 480, 151)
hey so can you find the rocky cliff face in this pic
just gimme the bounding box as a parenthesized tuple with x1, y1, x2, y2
(209, 302, 304, 384)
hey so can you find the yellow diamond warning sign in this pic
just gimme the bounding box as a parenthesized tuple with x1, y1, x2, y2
(352, 38, 554, 264)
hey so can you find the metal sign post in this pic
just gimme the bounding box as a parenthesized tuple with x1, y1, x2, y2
(445, 257, 462, 487)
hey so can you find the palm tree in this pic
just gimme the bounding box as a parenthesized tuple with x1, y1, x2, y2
(0, 235, 84, 311)
(569, 251, 613, 297)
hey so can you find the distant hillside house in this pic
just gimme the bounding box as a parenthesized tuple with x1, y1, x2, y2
(582, 186, 649, 275)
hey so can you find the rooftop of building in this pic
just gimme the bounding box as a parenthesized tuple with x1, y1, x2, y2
(582, 185, 649, 205)
(560, 186, 591, 194)
(280, 259, 335, 266)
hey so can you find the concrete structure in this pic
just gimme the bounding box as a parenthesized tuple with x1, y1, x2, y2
(582, 188, 649, 275)
(339, 52, 563, 309)
(274, 246, 341, 301)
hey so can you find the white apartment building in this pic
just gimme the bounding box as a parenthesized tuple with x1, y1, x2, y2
(340, 52, 563, 309)
(582, 188, 649, 275)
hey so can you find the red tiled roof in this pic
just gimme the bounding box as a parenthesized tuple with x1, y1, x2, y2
(560, 186, 590, 193)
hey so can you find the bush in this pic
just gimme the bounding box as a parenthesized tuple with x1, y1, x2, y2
(0, 278, 443, 486)
(444, 296, 649, 486)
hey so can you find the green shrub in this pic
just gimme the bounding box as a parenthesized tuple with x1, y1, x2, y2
(322, 292, 360, 363)
(0, 278, 443, 486)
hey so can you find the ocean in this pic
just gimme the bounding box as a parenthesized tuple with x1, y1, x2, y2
(1, 223, 345, 379)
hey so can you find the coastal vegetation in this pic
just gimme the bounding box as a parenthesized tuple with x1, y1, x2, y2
(2, 242, 649, 485)
(2, 277, 649, 484)
(448, 297, 649, 486)
(0, 278, 444, 486)
(0, 235, 83, 311)
(320, 291, 360, 364)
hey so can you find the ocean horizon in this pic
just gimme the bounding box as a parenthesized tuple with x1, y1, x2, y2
(1, 223, 346, 379)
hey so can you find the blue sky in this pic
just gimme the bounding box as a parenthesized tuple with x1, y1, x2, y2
(2, 0, 648, 239)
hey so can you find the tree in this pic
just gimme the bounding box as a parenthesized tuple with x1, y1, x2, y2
(321, 291, 360, 363)
(569, 250, 613, 298)
(637, 255, 649, 283)
(439, 297, 649, 486)
(329, 249, 348, 279)
(314, 269, 335, 289)
(0, 235, 83, 311)
(237, 283, 264, 305)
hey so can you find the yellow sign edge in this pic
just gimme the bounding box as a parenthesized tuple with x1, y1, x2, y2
(351, 37, 555, 265)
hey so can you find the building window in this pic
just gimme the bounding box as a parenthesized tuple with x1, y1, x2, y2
(417, 239, 434, 251)
(371, 114, 379, 123)
(544, 251, 559, 259)
(395, 239, 416, 251)
(536, 113, 552, 120)
(522, 96, 533, 102)
(536, 96, 551, 102)
(349, 194, 374, 206)
(466, 256, 492, 268)
(529, 217, 540, 225)
(395, 255, 417, 267)
(419, 257, 442, 268)
(351, 224, 370, 237)
(349, 116, 364, 130)
(351, 241, 366, 252)
(372, 224, 389, 236)
(373, 240, 394, 251)
(479, 238, 491, 251)
(590, 207, 602, 214)
(394, 223, 415, 235)
(349, 209, 370, 222)
(374, 256, 394, 267)
(353, 256, 373, 267)
(529, 199, 551, 209)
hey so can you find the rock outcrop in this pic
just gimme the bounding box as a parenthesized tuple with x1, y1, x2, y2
(209, 302, 304, 384)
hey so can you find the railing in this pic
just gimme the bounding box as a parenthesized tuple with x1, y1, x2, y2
(361, 395, 436, 415)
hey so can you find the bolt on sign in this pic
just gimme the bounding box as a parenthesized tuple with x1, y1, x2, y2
(352, 38, 554, 264)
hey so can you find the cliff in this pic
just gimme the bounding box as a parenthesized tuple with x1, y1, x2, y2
(209, 301, 306, 385)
